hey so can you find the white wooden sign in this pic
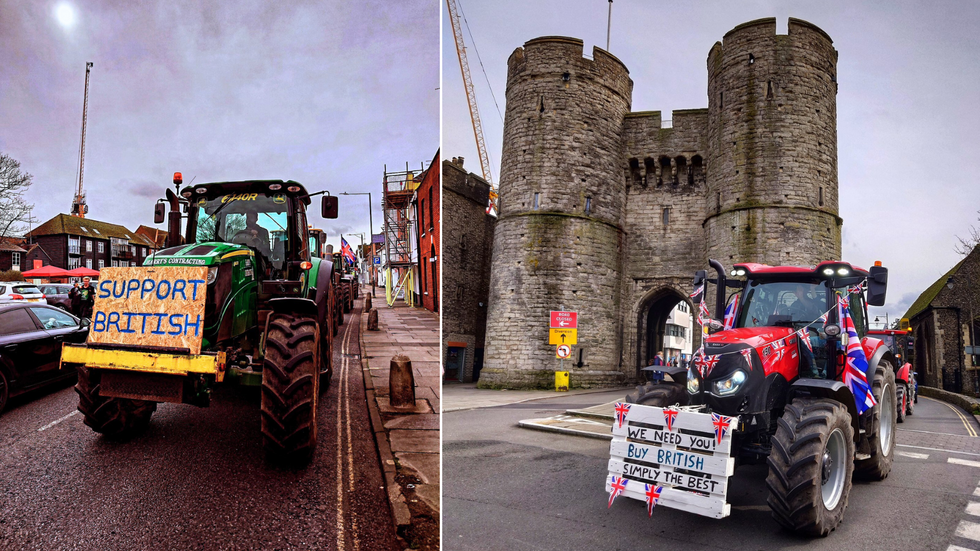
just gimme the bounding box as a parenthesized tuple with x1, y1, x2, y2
(605, 402, 739, 519)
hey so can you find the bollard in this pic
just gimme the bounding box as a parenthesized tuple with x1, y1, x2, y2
(364, 294, 372, 312)
(367, 308, 379, 331)
(389, 354, 416, 407)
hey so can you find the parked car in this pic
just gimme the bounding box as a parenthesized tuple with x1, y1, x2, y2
(0, 302, 90, 412)
(0, 282, 45, 304)
(38, 284, 74, 311)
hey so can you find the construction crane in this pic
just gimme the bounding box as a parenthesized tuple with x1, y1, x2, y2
(446, 0, 498, 214)
(70, 61, 93, 218)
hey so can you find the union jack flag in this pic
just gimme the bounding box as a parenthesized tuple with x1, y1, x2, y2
(838, 295, 877, 414)
(697, 298, 711, 328)
(694, 353, 720, 378)
(663, 408, 678, 432)
(689, 283, 705, 300)
(645, 484, 663, 517)
(712, 413, 733, 444)
(614, 402, 631, 429)
(608, 475, 628, 508)
(796, 328, 813, 353)
(341, 237, 356, 265)
(723, 294, 740, 330)
(739, 348, 755, 370)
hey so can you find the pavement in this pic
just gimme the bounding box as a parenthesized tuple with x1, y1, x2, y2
(443, 382, 630, 412)
(358, 292, 440, 547)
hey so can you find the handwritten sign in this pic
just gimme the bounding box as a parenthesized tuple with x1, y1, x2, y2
(605, 403, 738, 519)
(88, 266, 208, 355)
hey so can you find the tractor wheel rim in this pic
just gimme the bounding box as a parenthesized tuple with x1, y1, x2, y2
(880, 382, 894, 454)
(822, 427, 847, 510)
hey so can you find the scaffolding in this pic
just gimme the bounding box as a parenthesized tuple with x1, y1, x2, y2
(382, 162, 423, 307)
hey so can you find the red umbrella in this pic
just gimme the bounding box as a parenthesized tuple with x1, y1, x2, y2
(66, 267, 101, 277)
(21, 265, 73, 278)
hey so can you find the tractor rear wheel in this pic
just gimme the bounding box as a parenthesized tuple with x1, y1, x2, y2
(907, 388, 915, 415)
(320, 317, 333, 391)
(896, 385, 907, 423)
(855, 362, 896, 480)
(261, 313, 319, 463)
(766, 398, 854, 536)
(75, 367, 156, 438)
(625, 382, 686, 407)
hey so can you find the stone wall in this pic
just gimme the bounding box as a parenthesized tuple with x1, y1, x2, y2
(442, 159, 495, 383)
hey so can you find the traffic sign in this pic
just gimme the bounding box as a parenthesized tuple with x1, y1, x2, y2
(373, 256, 381, 265)
(556, 344, 572, 359)
(551, 311, 578, 328)
(549, 328, 577, 345)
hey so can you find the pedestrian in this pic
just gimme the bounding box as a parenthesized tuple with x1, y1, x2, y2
(69, 282, 81, 317)
(77, 277, 95, 319)
(653, 351, 665, 366)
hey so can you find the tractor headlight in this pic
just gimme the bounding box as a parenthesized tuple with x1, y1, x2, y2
(713, 370, 747, 396)
(686, 368, 700, 394)
(207, 266, 219, 285)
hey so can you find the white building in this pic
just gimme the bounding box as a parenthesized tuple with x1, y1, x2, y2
(663, 302, 694, 365)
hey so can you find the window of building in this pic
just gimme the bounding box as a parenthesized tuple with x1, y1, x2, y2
(585, 196, 592, 215)
(420, 198, 425, 234)
(86, 239, 92, 252)
(428, 186, 434, 231)
(98, 259, 105, 269)
(86, 258, 92, 269)
(69, 237, 80, 255)
(11, 252, 20, 268)
(533, 193, 540, 210)
(98, 241, 104, 253)
(662, 207, 670, 226)
(69, 257, 80, 269)
(112, 260, 119, 268)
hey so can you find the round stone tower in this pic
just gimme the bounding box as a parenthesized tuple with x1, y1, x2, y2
(479, 37, 633, 388)
(705, 18, 841, 266)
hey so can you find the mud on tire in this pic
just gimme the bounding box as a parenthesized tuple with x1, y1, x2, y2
(854, 362, 896, 480)
(896, 385, 907, 423)
(766, 398, 855, 536)
(75, 367, 156, 439)
(625, 382, 687, 407)
(261, 313, 319, 463)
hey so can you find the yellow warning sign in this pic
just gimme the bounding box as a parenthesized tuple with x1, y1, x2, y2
(549, 328, 577, 345)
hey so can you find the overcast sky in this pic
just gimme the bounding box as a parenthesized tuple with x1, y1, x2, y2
(443, 0, 980, 326)
(1, 0, 438, 253)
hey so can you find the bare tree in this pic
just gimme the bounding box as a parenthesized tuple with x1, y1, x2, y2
(955, 210, 980, 255)
(0, 153, 34, 240)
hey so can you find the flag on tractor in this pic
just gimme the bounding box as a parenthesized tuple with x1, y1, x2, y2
(723, 294, 740, 330)
(837, 295, 876, 414)
(341, 238, 356, 265)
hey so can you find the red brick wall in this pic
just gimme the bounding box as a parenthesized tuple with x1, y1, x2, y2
(417, 152, 440, 313)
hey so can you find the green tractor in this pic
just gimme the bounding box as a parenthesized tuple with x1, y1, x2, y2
(62, 174, 341, 463)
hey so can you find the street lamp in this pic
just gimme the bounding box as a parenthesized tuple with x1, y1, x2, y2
(340, 192, 375, 297)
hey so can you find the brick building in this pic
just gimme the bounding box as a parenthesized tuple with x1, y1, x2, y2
(904, 245, 980, 394)
(482, 18, 844, 388)
(442, 158, 496, 383)
(416, 150, 440, 314)
(0, 238, 27, 272)
(24, 214, 158, 273)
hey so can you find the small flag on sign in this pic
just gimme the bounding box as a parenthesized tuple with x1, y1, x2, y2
(645, 484, 663, 517)
(663, 408, 678, 432)
(712, 413, 732, 444)
(608, 475, 628, 509)
(614, 402, 631, 429)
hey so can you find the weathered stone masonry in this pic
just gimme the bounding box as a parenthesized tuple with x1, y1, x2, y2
(481, 19, 843, 389)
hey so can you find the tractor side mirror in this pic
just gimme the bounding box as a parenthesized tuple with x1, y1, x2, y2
(322, 196, 338, 219)
(867, 265, 888, 306)
(154, 203, 166, 224)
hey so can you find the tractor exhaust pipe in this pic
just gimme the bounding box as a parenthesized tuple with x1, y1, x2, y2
(709, 259, 727, 320)
(165, 188, 182, 248)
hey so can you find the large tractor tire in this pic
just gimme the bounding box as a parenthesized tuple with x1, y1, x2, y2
(896, 384, 907, 423)
(855, 362, 896, 480)
(261, 313, 319, 463)
(75, 367, 156, 438)
(907, 387, 915, 415)
(766, 398, 855, 536)
(320, 313, 334, 392)
(625, 382, 687, 407)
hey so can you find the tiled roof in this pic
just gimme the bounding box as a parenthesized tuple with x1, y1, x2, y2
(0, 237, 27, 253)
(903, 245, 980, 321)
(27, 213, 155, 247)
(135, 225, 168, 248)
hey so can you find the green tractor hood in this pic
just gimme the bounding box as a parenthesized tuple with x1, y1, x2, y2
(144, 242, 252, 267)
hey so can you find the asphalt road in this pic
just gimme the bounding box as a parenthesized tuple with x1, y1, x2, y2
(444, 389, 980, 550)
(0, 305, 399, 551)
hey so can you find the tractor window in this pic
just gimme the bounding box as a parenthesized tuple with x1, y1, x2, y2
(848, 291, 867, 338)
(191, 193, 291, 271)
(738, 280, 830, 329)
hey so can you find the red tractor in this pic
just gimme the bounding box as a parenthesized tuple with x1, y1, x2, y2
(627, 259, 896, 536)
(867, 328, 916, 422)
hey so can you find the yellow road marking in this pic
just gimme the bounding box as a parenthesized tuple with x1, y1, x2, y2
(336, 315, 352, 551)
(923, 396, 978, 437)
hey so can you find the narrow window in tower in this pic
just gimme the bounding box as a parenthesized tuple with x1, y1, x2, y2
(533, 192, 540, 210)
(819, 187, 824, 207)
(720, 91, 724, 109)
(716, 192, 721, 213)
(662, 207, 670, 226)
(767, 80, 774, 100)
(585, 196, 592, 215)
(748, 53, 755, 65)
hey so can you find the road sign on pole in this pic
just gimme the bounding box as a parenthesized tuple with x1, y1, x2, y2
(551, 311, 578, 328)
(556, 344, 572, 359)
(549, 328, 577, 345)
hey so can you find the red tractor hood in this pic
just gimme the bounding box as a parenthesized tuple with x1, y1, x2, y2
(705, 326, 796, 348)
